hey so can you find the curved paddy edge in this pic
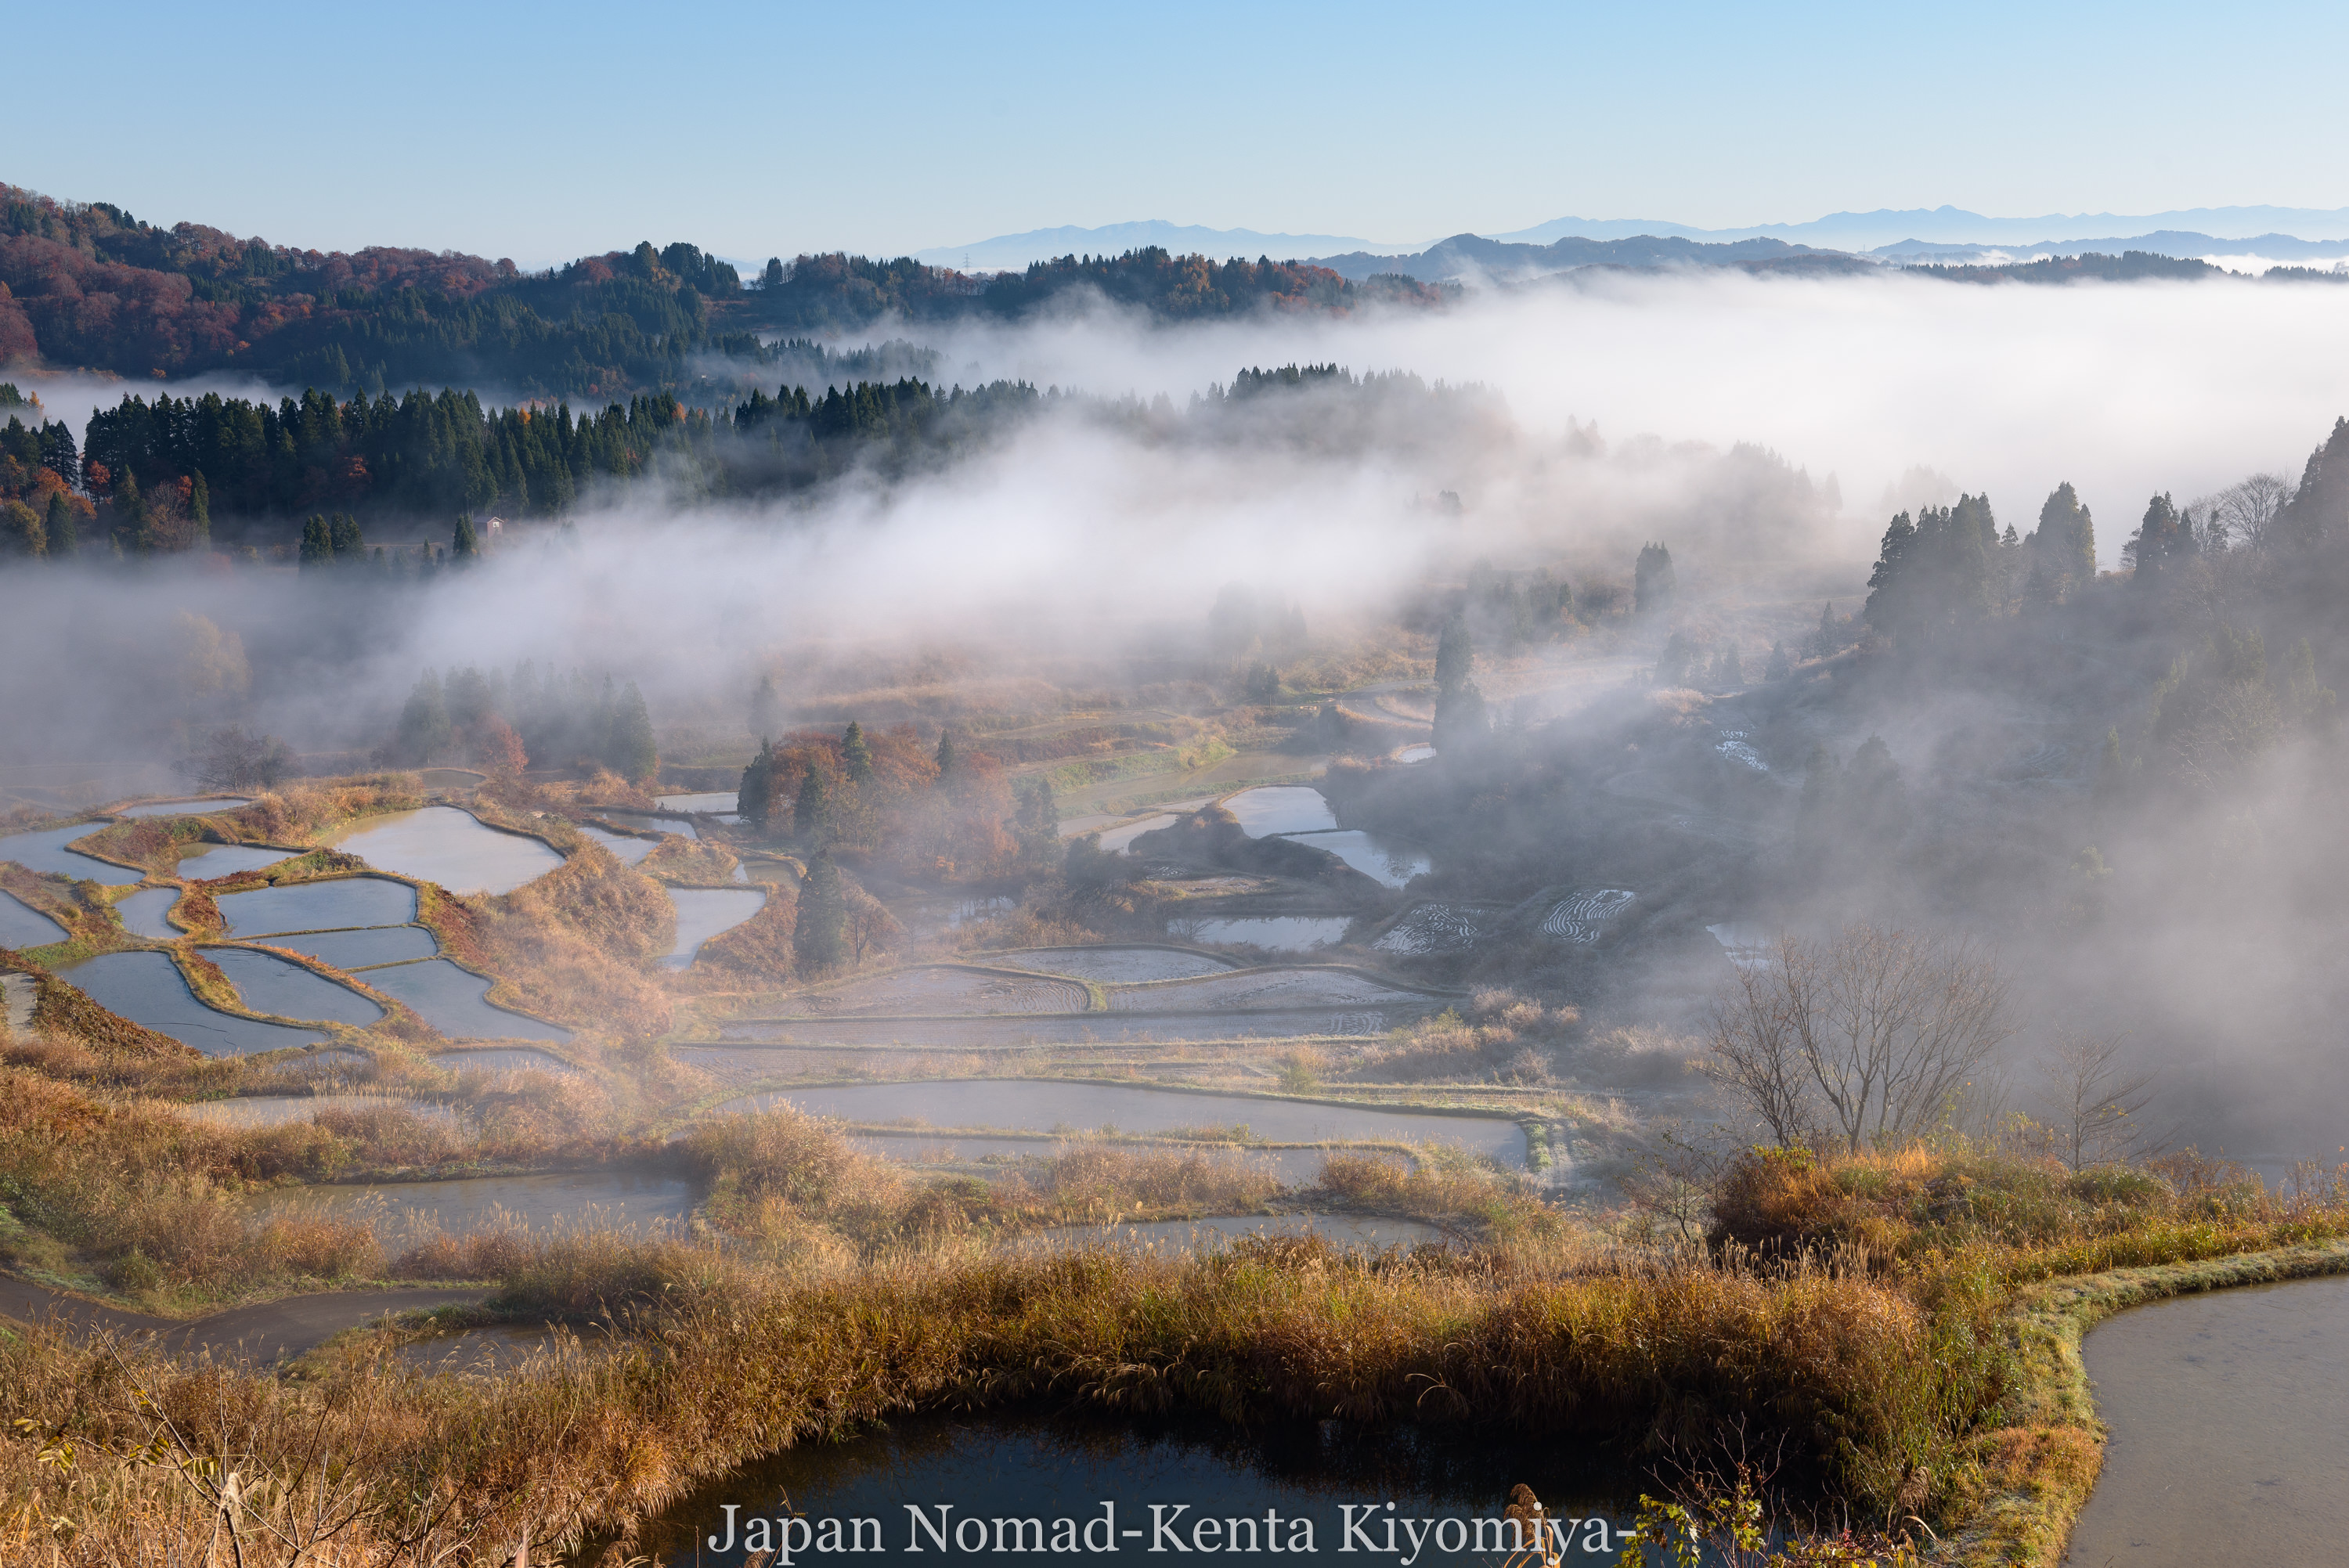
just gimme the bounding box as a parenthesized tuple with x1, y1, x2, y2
(1947, 1237, 2349, 1568)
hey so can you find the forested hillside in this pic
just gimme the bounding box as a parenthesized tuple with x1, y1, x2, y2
(0, 185, 1442, 398)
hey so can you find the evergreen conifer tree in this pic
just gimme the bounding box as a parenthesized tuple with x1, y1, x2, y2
(189, 473, 211, 546)
(933, 730, 958, 781)
(1798, 742, 1839, 834)
(117, 471, 150, 553)
(793, 852, 847, 972)
(452, 513, 480, 564)
(298, 515, 331, 569)
(2031, 482, 2098, 595)
(1765, 641, 1792, 680)
(842, 721, 874, 784)
(793, 765, 831, 845)
(330, 513, 364, 561)
(1811, 601, 1836, 657)
(45, 492, 77, 557)
(1434, 613, 1474, 694)
(738, 740, 778, 831)
(608, 682, 658, 783)
(749, 672, 779, 737)
(395, 671, 453, 764)
(1633, 542, 1676, 613)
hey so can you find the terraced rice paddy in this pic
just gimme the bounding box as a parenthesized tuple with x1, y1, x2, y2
(113, 887, 182, 940)
(1714, 731, 1768, 770)
(1285, 829, 1431, 889)
(206, 947, 385, 1026)
(717, 1080, 1530, 1165)
(1542, 889, 1636, 943)
(655, 792, 738, 813)
(603, 810, 697, 840)
(260, 925, 439, 968)
(1106, 968, 1434, 1013)
(2066, 1276, 2349, 1563)
(363, 960, 570, 1041)
(236, 1170, 696, 1245)
(216, 877, 417, 935)
(175, 843, 294, 878)
(1374, 903, 1503, 954)
(0, 824, 143, 885)
(112, 797, 251, 817)
(330, 807, 562, 894)
(989, 946, 1236, 982)
(796, 965, 1092, 1017)
(0, 889, 69, 948)
(1706, 921, 1774, 969)
(577, 823, 658, 863)
(662, 888, 766, 968)
(1223, 785, 1337, 836)
(1183, 917, 1352, 951)
(56, 950, 327, 1055)
(842, 1134, 1335, 1184)
(713, 1012, 1398, 1047)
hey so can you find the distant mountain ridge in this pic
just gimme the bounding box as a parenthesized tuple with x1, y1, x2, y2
(921, 206, 2349, 272)
(1305, 232, 1855, 283)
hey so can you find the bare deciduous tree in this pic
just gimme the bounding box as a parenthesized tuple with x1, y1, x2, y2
(2212, 473, 2293, 552)
(1702, 924, 2015, 1153)
(180, 725, 293, 791)
(2033, 1030, 2164, 1168)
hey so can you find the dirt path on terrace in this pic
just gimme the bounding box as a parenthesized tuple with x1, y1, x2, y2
(0, 1275, 492, 1364)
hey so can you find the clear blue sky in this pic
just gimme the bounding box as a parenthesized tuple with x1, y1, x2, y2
(11, 2, 2347, 265)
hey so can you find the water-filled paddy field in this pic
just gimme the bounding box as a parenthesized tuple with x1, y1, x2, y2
(329, 807, 562, 894)
(840, 1134, 1339, 1185)
(56, 950, 327, 1054)
(577, 823, 658, 863)
(1223, 786, 1337, 836)
(175, 843, 294, 878)
(662, 888, 766, 968)
(113, 798, 251, 817)
(1284, 830, 1430, 889)
(0, 889, 68, 948)
(796, 966, 1093, 1016)
(655, 792, 738, 813)
(639, 1415, 1633, 1567)
(363, 960, 570, 1040)
(237, 1170, 696, 1244)
(714, 1081, 1529, 1166)
(206, 947, 385, 1026)
(217, 876, 417, 935)
(990, 946, 1236, 982)
(1183, 916, 1352, 952)
(114, 888, 183, 939)
(0, 824, 143, 885)
(710, 1011, 1406, 1047)
(262, 924, 439, 968)
(2063, 1275, 2349, 1563)
(1103, 968, 1431, 1013)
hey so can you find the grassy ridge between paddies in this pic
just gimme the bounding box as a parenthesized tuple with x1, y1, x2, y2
(5, 1102, 2347, 1565)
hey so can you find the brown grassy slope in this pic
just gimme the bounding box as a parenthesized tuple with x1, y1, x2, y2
(420, 845, 675, 1035)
